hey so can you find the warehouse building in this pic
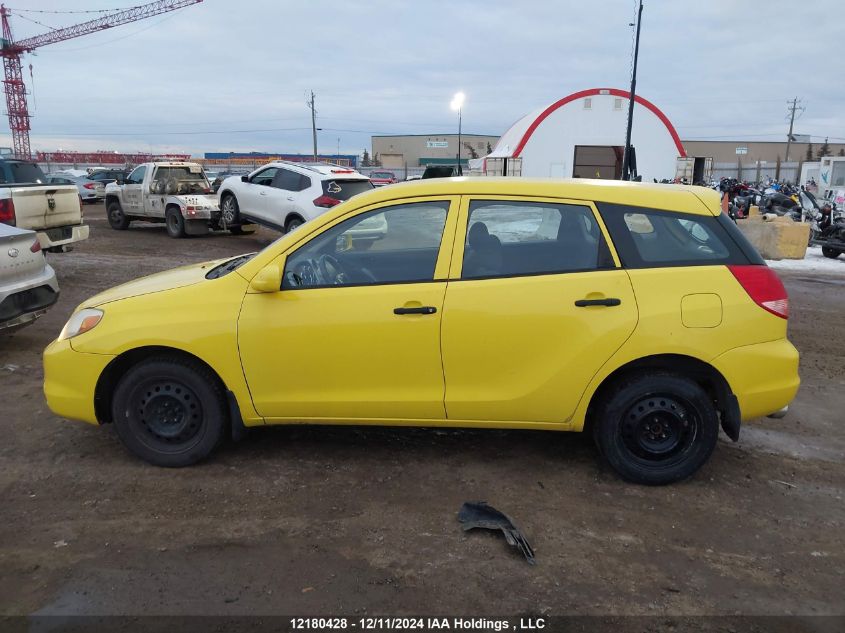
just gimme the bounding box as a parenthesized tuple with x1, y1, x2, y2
(371, 134, 500, 170)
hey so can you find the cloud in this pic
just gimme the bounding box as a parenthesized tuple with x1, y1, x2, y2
(5, 0, 843, 156)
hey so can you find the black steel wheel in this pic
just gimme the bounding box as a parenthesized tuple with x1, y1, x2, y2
(593, 373, 719, 485)
(165, 207, 186, 238)
(111, 356, 228, 467)
(821, 246, 841, 259)
(107, 201, 130, 230)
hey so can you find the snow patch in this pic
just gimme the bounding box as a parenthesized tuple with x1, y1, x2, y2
(767, 246, 845, 274)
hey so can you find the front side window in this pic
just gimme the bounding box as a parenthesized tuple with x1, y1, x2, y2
(126, 166, 146, 184)
(597, 203, 745, 267)
(251, 167, 278, 187)
(461, 200, 610, 279)
(283, 200, 449, 289)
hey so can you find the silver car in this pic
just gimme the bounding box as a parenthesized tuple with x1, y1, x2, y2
(0, 224, 60, 332)
(47, 173, 105, 203)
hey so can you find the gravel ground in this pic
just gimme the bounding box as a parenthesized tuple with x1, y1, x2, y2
(0, 203, 843, 619)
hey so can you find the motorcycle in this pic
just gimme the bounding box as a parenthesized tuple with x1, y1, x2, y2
(807, 205, 845, 259)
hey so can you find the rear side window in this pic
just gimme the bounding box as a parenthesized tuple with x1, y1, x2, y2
(462, 200, 614, 279)
(597, 203, 754, 268)
(322, 179, 373, 201)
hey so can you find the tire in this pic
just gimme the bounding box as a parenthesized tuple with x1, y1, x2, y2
(107, 201, 130, 230)
(220, 193, 241, 226)
(228, 225, 245, 235)
(285, 216, 304, 233)
(165, 207, 186, 238)
(821, 246, 841, 259)
(593, 373, 719, 485)
(111, 356, 228, 467)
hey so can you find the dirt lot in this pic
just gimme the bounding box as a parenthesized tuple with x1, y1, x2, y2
(1, 202, 843, 619)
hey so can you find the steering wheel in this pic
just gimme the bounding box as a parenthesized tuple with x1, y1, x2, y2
(317, 253, 377, 285)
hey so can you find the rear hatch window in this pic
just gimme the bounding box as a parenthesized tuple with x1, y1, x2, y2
(321, 179, 373, 201)
(6, 162, 47, 184)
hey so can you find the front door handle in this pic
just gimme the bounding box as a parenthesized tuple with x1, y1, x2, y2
(574, 298, 621, 307)
(394, 306, 437, 315)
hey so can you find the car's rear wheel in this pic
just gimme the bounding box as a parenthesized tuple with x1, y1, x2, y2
(285, 216, 304, 233)
(593, 373, 719, 485)
(111, 356, 228, 467)
(220, 193, 241, 226)
(821, 246, 841, 259)
(107, 201, 130, 230)
(165, 207, 186, 238)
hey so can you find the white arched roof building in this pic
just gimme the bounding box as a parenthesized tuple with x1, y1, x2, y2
(480, 88, 686, 182)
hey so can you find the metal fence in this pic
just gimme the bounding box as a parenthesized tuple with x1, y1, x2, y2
(711, 161, 801, 184)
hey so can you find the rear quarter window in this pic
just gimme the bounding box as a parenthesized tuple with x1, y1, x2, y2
(597, 203, 758, 267)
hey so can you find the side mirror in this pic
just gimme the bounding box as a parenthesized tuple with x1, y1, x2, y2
(249, 263, 282, 293)
(241, 175, 249, 183)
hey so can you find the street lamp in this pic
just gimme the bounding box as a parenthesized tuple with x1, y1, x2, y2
(450, 91, 465, 175)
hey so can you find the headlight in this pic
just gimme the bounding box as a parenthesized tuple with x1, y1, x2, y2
(59, 308, 104, 341)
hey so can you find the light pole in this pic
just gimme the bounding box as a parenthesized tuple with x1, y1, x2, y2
(451, 92, 465, 175)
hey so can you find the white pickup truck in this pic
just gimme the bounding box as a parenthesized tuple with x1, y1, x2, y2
(104, 161, 254, 238)
(0, 158, 89, 253)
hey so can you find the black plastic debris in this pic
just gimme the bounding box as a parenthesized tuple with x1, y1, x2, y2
(457, 501, 535, 565)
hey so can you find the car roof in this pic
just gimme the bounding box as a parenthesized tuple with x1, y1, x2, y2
(340, 177, 721, 216)
(266, 161, 366, 179)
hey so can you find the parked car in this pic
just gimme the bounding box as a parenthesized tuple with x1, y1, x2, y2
(1, 223, 59, 332)
(47, 173, 105, 203)
(44, 178, 799, 484)
(104, 162, 246, 238)
(87, 169, 128, 186)
(369, 170, 397, 187)
(0, 158, 89, 253)
(217, 161, 376, 234)
(422, 165, 461, 179)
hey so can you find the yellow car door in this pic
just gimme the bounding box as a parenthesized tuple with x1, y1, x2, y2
(238, 197, 459, 422)
(441, 196, 638, 425)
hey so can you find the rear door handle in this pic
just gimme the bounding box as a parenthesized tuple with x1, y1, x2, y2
(394, 306, 437, 315)
(574, 298, 621, 307)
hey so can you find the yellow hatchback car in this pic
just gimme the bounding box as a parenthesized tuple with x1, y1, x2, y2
(44, 178, 799, 484)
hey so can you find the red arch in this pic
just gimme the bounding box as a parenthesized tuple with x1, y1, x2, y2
(510, 88, 686, 158)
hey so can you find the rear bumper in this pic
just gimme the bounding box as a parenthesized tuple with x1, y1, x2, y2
(43, 337, 114, 425)
(711, 338, 800, 421)
(0, 264, 59, 330)
(37, 224, 90, 249)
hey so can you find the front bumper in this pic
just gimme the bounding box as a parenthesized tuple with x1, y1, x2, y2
(43, 337, 114, 425)
(37, 224, 90, 250)
(711, 338, 800, 421)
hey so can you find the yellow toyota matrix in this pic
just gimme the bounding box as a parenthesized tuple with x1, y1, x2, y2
(44, 178, 799, 484)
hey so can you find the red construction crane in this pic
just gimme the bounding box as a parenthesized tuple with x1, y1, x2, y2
(0, 0, 203, 159)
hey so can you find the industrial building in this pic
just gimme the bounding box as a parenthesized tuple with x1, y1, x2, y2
(371, 134, 500, 169)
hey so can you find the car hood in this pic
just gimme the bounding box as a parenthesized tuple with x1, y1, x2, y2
(82, 258, 229, 307)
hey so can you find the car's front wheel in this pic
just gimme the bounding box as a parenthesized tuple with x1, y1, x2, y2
(593, 373, 719, 485)
(111, 356, 228, 467)
(107, 201, 130, 230)
(220, 193, 241, 227)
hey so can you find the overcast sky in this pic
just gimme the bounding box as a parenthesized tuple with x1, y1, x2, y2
(7, 0, 843, 157)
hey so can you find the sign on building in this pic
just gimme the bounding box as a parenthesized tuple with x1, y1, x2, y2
(735, 146, 748, 155)
(426, 141, 449, 148)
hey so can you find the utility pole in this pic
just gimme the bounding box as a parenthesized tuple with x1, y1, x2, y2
(307, 90, 318, 161)
(622, 0, 643, 181)
(784, 97, 803, 164)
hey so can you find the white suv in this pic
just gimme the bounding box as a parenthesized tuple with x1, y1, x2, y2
(218, 162, 376, 234)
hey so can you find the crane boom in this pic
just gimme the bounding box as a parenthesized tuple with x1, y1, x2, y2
(11, 0, 203, 52)
(0, 0, 203, 159)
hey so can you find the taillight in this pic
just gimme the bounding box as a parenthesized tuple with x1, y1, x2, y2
(30, 239, 41, 253)
(728, 265, 789, 319)
(313, 195, 342, 208)
(0, 198, 15, 225)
